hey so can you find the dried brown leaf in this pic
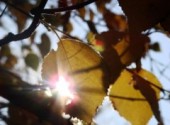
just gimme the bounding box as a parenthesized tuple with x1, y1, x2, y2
(104, 10, 127, 31)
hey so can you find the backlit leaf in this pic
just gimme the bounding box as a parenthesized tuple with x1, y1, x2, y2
(87, 32, 104, 52)
(109, 69, 163, 125)
(42, 39, 110, 123)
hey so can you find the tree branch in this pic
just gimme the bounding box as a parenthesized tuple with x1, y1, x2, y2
(0, 0, 97, 46)
(0, 3, 7, 17)
(0, 66, 69, 124)
(0, 0, 47, 46)
(42, 0, 97, 14)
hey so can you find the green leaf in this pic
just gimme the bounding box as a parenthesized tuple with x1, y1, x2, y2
(25, 53, 39, 70)
(149, 42, 161, 52)
(38, 33, 51, 57)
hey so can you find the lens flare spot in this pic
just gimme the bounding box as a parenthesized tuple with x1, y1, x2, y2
(49, 75, 76, 105)
(44, 87, 52, 97)
(55, 76, 74, 99)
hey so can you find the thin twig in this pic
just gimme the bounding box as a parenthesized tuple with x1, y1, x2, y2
(0, 0, 33, 18)
(40, 18, 79, 40)
(40, 19, 62, 41)
(126, 68, 170, 94)
(0, 3, 7, 17)
(0, 0, 47, 46)
(0, 0, 97, 46)
(147, 53, 170, 81)
(109, 95, 170, 101)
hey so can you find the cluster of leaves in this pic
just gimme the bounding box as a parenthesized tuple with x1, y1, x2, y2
(0, 0, 170, 125)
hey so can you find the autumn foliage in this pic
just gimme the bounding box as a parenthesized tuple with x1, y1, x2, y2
(0, 0, 170, 125)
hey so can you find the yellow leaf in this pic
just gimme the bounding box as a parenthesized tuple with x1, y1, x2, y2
(109, 69, 163, 125)
(42, 39, 109, 123)
(87, 32, 104, 52)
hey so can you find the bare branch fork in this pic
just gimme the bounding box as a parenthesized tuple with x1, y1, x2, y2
(0, 0, 47, 46)
(0, 0, 97, 46)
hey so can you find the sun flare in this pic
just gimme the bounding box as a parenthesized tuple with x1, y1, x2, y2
(49, 75, 75, 105)
(55, 76, 74, 98)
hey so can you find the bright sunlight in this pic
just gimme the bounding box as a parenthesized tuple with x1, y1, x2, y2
(49, 75, 75, 105)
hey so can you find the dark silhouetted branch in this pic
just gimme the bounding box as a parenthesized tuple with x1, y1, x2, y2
(0, 0, 98, 46)
(0, 3, 7, 17)
(0, 66, 69, 124)
(126, 68, 170, 94)
(0, 0, 47, 46)
(109, 95, 170, 101)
